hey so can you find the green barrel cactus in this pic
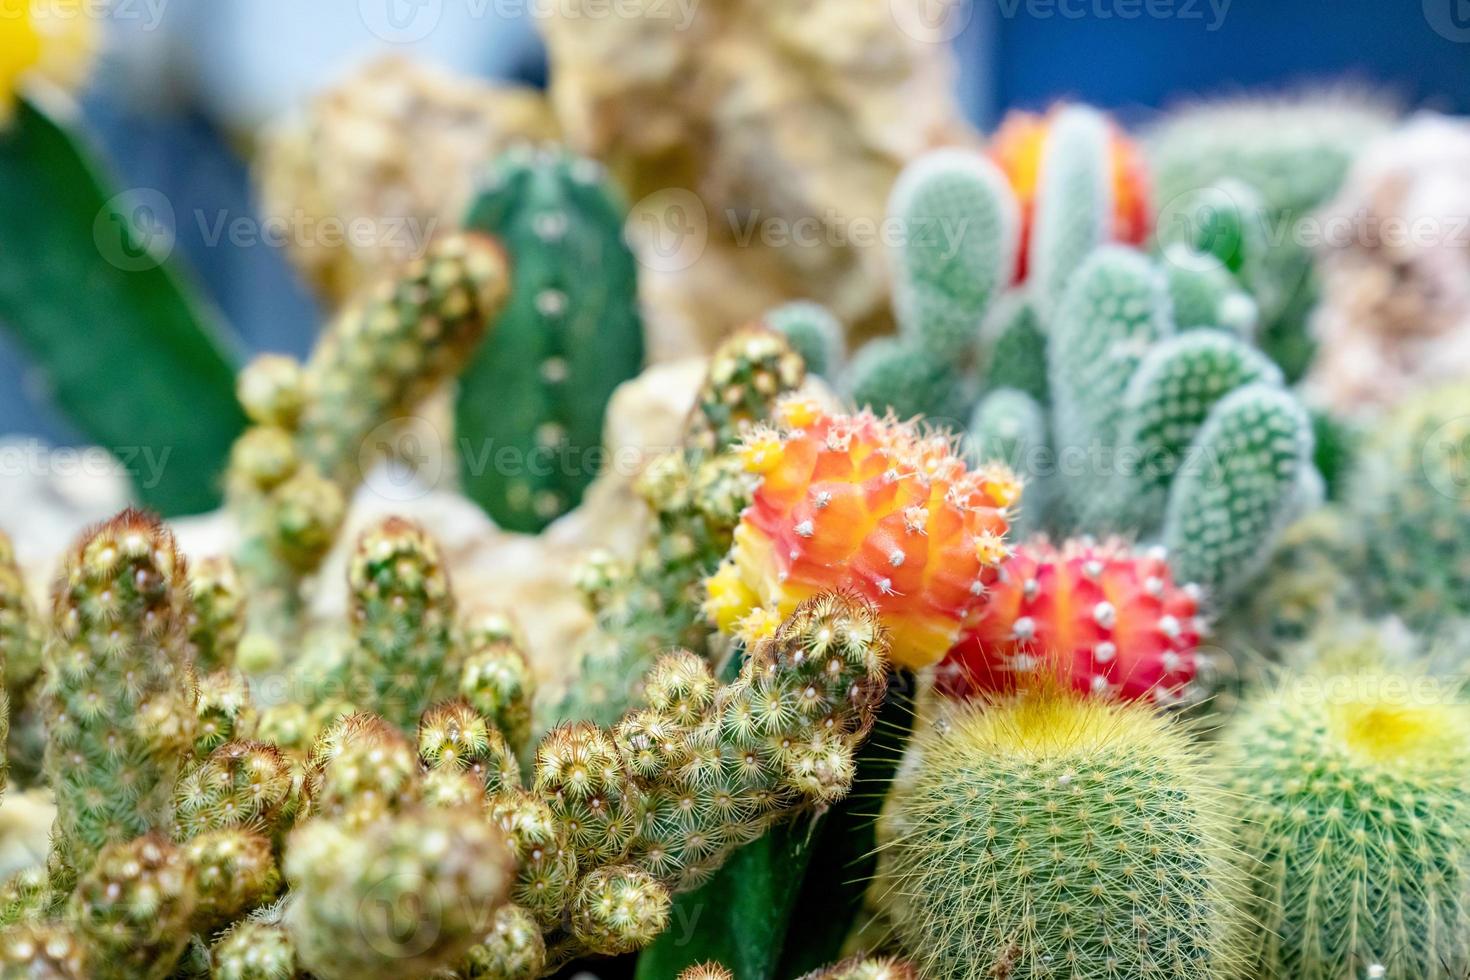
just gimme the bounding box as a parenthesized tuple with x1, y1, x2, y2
(878, 689, 1242, 979)
(1221, 671, 1470, 979)
(460, 146, 645, 532)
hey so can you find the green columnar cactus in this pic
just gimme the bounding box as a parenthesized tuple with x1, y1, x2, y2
(184, 556, 244, 674)
(0, 920, 87, 978)
(284, 803, 515, 980)
(1161, 245, 1259, 335)
(1146, 93, 1394, 377)
(527, 593, 889, 965)
(1350, 385, 1470, 627)
(0, 530, 42, 788)
(848, 149, 1018, 422)
(229, 232, 509, 652)
(1043, 246, 1315, 599)
(458, 612, 535, 753)
(1162, 382, 1316, 597)
(43, 511, 198, 877)
(193, 668, 256, 757)
(460, 146, 645, 532)
(878, 689, 1241, 979)
(70, 835, 196, 980)
(489, 789, 579, 931)
(765, 301, 845, 379)
(1221, 671, 1470, 979)
(888, 149, 1020, 363)
(547, 327, 805, 729)
(965, 388, 1048, 535)
(343, 517, 458, 731)
(1028, 104, 1114, 320)
(210, 918, 297, 980)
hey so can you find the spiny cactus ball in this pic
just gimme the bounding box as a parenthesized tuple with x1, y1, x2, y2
(1221, 671, 1470, 979)
(937, 537, 1204, 705)
(879, 689, 1241, 979)
(704, 396, 1018, 667)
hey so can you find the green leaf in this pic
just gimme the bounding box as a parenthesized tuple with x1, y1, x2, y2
(636, 678, 915, 980)
(0, 99, 246, 516)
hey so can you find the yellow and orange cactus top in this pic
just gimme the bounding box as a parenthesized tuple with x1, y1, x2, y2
(704, 397, 1019, 669)
(988, 105, 1151, 282)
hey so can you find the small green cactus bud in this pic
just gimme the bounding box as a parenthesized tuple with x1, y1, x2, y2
(570, 864, 671, 956)
(43, 510, 198, 875)
(236, 353, 305, 429)
(175, 740, 297, 839)
(0, 868, 48, 929)
(226, 427, 298, 494)
(70, 835, 196, 980)
(684, 326, 806, 455)
(1221, 671, 1470, 979)
(0, 920, 87, 979)
(799, 956, 918, 980)
(419, 699, 521, 795)
(284, 804, 515, 980)
(346, 517, 458, 731)
(460, 904, 546, 979)
(534, 723, 638, 867)
(254, 703, 311, 756)
(764, 301, 845, 378)
(262, 465, 346, 573)
(209, 919, 296, 980)
(458, 617, 535, 754)
(678, 965, 734, 980)
(308, 713, 422, 828)
(193, 669, 255, 757)
(182, 829, 279, 932)
(489, 789, 579, 930)
(184, 556, 245, 674)
(572, 550, 628, 612)
(879, 688, 1242, 979)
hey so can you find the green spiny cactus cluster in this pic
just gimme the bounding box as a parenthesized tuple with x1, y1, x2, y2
(679, 955, 916, 980)
(1147, 92, 1393, 377)
(847, 148, 1018, 423)
(547, 325, 805, 728)
(227, 232, 510, 657)
(877, 688, 1242, 979)
(459, 146, 646, 532)
(0, 531, 41, 784)
(1220, 671, 1470, 979)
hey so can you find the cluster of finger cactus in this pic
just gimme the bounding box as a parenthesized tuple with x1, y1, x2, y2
(936, 536, 1205, 705)
(876, 687, 1241, 979)
(703, 396, 1019, 668)
(226, 232, 510, 656)
(547, 325, 806, 727)
(459, 146, 645, 532)
(1220, 670, 1470, 978)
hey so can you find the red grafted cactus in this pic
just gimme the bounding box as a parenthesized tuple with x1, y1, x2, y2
(937, 538, 1204, 704)
(704, 397, 1018, 669)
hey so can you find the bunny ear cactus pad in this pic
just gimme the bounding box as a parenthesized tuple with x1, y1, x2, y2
(1162, 382, 1314, 601)
(1025, 105, 1118, 318)
(460, 146, 645, 532)
(765, 301, 845, 379)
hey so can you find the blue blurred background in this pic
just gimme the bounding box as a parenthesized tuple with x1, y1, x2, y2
(4, 0, 1468, 442)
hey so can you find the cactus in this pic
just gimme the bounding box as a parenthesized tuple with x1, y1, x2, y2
(937, 537, 1204, 705)
(680, 956, 916, 980)
(704, 397, 1018, 670)
(459, 146, 645, 532)
(964, 387, 1048, 534)
(766, 301, 846, 379)
(458, 613, 535, 752)
(192, 668, 256, 758)
(43, 511, 198, 878)
(1220, 671, 1470, 979)
(210, 918, 297, 980)
(182, 829, 279, 932)
(284, 803, 515, 980)
(174, 740, 299, 840)
(847, 150, 1018, 421)
(0, 920, 87, 978)
(184, 556, 245, 675)
(878, 688, 1241, 979)
(1160, 244, 1259, 335)
(70, 835, 196, 980)
(1349, 385, 1470, 627)
(461, 904, 547, 979)
(977, 291, 1048, 404)
(227, 232, 509, 652)
(546, 327, 805, 728)
(1146, 92, 1394, 377)
(342, 517, 459, 731)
